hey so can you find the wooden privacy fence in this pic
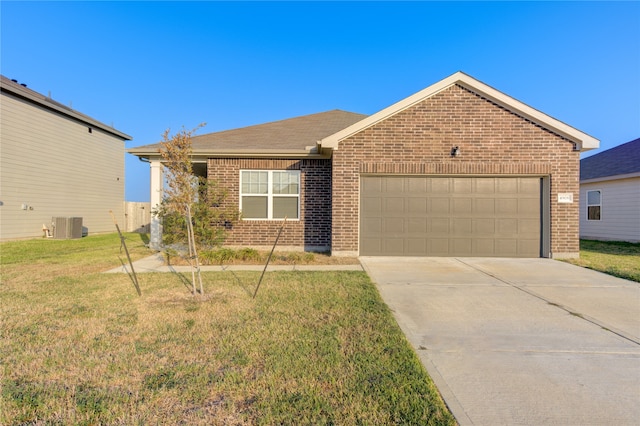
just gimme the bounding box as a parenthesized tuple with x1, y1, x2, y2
(124, 202, 151, 233)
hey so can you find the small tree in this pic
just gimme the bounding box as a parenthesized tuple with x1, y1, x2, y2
(156, 124, 238, 296)
(157, 125, 202, 295)
(158, 177, 237, 250)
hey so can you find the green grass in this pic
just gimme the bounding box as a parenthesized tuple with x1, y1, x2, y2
(564, 239, 640, 282)
(0, 234, 454, 425)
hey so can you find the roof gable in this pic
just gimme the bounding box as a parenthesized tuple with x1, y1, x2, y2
(580, 138, 640, 181)
(319, 71, 599, 152)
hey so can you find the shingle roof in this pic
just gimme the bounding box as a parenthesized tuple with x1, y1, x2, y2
(0, 75, 132, 140)
(129, 110, 367, 157)
(580, 138, 640, 181)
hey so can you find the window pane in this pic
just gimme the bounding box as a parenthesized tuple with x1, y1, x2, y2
(587, 190, 601, 205)
(242, 196, 268, 218)
(273, 197, 298, 219)
(273, 171, 299, 194)
(242, 171, 268, 194)
(588, 206, 601, 221)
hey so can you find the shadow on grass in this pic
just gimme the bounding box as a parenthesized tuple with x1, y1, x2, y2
(167, 265, 200, 293)
(118, 256, 142, 296)
(225, 269, 256, 298)
(137, 233, 151, 246)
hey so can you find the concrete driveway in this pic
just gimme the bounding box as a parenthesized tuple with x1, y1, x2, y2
(360, 257, 640, 426)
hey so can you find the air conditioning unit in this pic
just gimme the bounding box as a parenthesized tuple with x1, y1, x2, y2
(52, 217, 83, 239)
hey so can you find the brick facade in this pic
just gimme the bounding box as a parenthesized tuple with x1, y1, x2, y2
(208, 158, 332, 250)
(332, 84, 580, 257)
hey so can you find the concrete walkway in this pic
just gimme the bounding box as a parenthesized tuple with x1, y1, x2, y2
(104, 253, 364, 273)
(360, 257, 640, 426)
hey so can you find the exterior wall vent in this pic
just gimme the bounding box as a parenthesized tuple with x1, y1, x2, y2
(52, 217, 83, 239)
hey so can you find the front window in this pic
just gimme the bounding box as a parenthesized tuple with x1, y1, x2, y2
(240, 170, 300, 219)
(587, 190, 601, 221)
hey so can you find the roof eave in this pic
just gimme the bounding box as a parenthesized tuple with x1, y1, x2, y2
(1, 77, 132, 141)
(127, 148, 331, 160)
(580, 171, 640, 184)
(319, 71, 599, 152)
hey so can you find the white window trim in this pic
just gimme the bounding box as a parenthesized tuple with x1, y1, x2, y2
(240, 170, 300, 220)
(586, 189, 602, 221)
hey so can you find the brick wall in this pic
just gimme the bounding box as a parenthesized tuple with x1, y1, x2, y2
(332, 84, 580, 257)
(208, 158, 332, 250)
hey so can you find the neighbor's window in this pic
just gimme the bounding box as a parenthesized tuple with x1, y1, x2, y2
(240, 170, 300, 219)
(587, 190, 601, 221)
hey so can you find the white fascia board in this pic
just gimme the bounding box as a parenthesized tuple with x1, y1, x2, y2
(128, 150, 330, 161)
(319, 71, 599, 151)
(319, 72, 463, 149)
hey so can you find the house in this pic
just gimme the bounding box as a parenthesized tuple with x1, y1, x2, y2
(579, 138, 640, 243)
(129, 72, 599, 258)
(0, 75, 132, 240)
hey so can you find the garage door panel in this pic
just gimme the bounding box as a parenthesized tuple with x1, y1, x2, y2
(497, 199, 518, 214)
(519, 178, 540, 193)
(432, 179, 450, 193)
(518, 198, 540, 214)
(385, 198, 405, 214)
(362, 197, 382, 214)
(383, 239, 404, 254)
(385, 179, 405, 193)
(406, 238, 427, 254)
(408, 198, 427, 214)
(476, 179, 496, 194)
(453, 239, 472, 255)
(453, 198, 472, 214)
(428, 238, 450, 254)
(430, 198, 450, 213)
(474, 218, 496, 234)
(519, 218, 540, 234)
(496, 218, 518, 234)
(361, 238, 382, 255)
(453, 178, 473, 193)
(362, 177, 383, 193)
(452, 218, 472, 235)
(408, 218, 427, 233)
(475, 198, 496, 214)
(362, 217, 382, 234)
(496, 239, 518, 256)
(430, 218, 450, 233)
(407, 177, 428, 192)
(383, 218, 403, 233)
(473, 239, 495, 255)
(518, 239, 539, 255)
(360, 177, 541, 257)
(498, 179, 518, 193)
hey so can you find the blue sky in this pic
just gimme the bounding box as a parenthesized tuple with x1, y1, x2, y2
(2, 1, 639, 202)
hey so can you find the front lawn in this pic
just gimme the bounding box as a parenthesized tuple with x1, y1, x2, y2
(564, 239, 640, 282)
(0, 234, 454, 425)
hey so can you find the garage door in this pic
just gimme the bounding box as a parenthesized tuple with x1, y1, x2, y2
(360, 177, 541, 257)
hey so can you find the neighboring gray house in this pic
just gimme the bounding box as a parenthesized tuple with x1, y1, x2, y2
(580, 138, 640, 243)
(0, 75, 132, 240)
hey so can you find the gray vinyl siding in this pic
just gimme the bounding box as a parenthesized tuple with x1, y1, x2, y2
(579, 177, 640, 243)
(1, 90, 126, 240)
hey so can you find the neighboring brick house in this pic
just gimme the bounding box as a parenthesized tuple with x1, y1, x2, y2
(0, 75, 132, 240)
(129, 72, 599, 258)
(579, 138, 640, 243)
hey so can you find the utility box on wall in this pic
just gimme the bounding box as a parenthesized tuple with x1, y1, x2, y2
(52, 217, 83, 239)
